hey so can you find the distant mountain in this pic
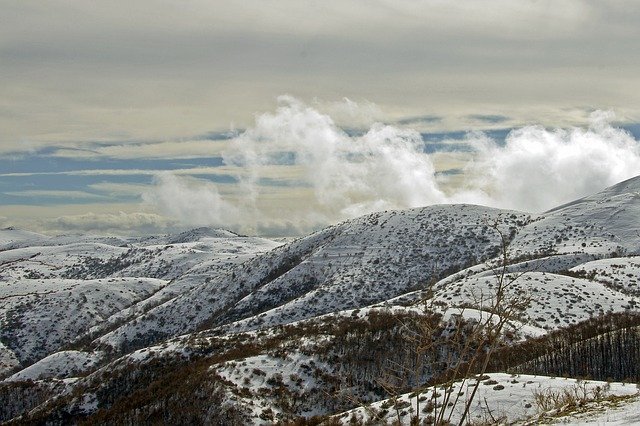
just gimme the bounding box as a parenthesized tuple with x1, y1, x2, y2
(0, 230, 281, 374)
(0, 227, 49, 250)
(168, 226, 239, 244)
(2, 176, 640, 424)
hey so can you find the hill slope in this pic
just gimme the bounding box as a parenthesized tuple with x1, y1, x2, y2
(1, 176, 640, 424)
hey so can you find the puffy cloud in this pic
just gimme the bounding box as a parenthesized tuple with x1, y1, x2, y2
(144, 97, 447, 233)
(463, 111, 640, 212)
(228, 96, 446, 214)
(145, 99, 640, 235)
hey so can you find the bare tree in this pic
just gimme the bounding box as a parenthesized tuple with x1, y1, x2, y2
(378, 223, 533, 426)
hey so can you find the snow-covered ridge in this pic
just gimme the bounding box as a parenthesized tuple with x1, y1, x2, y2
(1, 176, 640, 424)
(0, 228, 281, 377)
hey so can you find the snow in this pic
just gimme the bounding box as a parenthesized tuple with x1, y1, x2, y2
(215, 351, 334, 421)
(565, 394, 640, 424)
(336, 373, 639, 425)
(1, 177, 640, 423)
(0, 340, 20, 374)
(0, 276, 167, 370)
(431, 271, 636, 330)
(0, 227, 49, 250)
(6, 350, 102, 381)
(569, 256, 640, 297)
(0, 229, 280, 375)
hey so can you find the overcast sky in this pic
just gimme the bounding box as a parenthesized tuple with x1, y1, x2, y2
(2, 1, 640, 235)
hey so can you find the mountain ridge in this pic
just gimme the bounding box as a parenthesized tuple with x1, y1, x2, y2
(2, 176, 640, 424)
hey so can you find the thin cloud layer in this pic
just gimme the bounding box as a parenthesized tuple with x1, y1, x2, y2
(145, 98, 640, 234)
(3, 1, 640, 151)
(47, 212, 175, 234)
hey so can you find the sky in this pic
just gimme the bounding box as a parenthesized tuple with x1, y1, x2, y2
(1, 0, 640, 236)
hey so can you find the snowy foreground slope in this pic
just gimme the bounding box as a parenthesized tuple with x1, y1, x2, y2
(335, 373, 640, 425)
(1, 176, 640, 424)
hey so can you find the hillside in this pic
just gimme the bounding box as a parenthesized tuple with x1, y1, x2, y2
(93, 204, 530, 354)
(1, 176, 640, 424)
(0, 229, 281, 376)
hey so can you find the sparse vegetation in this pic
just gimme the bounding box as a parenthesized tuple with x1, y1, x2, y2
(2, 177, 640, 424)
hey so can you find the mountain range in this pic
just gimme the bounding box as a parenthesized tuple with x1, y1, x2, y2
(2, 176, 640, 424)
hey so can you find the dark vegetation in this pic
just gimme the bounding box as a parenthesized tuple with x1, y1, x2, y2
(2, 195, 639, 424)
(3, 311, 481, 424)
(498, 311, 640, 382)
(4, 307, 640, 424)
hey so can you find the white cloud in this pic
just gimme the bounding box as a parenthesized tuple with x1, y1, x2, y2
(47, 212, 175, 234)
(226, 96, 446, 215)
(3, 99, 635, 236)
(142, 173, 247, 231)
(144, 97, 447, 233)
(144, 99, 640, 235)
(461, 111, 640, 212)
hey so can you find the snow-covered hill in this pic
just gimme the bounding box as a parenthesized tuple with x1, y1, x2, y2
(0, 227, 50, 250)
(2, 176, 640, 424)
(0, 229, 281, 376)
(94, 204, 530, 353)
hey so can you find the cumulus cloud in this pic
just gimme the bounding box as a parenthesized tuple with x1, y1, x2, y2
(144, 98, 640, 235)
(227, 96, 446, 214)
(461, 110, 640, 212)
(315, 98, 384, 129)
(144, 97, 447, 233)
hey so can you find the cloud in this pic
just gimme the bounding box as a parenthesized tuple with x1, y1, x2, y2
(466, 114, 509, 124)
(144, 97, 448, 233)
(145, 99, 640, 235)
(3, 0, 640, 154)
(225, 96, 446, 215)
(50, 139, 230, 160)
(460, 111, 640, 212)
(88, 182, 149, 197)
(3, 190, 105, 200)
(0, 167, 231, 178)
(396, 115, 443, 126)
(47, 212, 175, 234)
(315, 98, 384, 129)
(3, 99, 637, 236)
(142, 172, 247, 231)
